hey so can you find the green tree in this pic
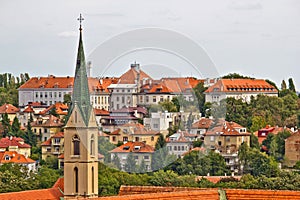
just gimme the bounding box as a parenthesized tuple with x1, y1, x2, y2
(250, 133, 260, 149)
(24, 120, 36, 146)
(124, 153, 137, 173)
(111, 154, 122, 170)
(193, 82, 207, 113)
(138, 159, 147, 173)
(36, 166, 60, 189)
(288, 78, 296, 92)
(98, 136, 116, 163)
(155, 134, 166, 150)
(159, 100, 178, 112)
(281, 80, 287, 90)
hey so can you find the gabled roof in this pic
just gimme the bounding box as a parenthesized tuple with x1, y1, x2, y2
(23, 105, 34, 113)
(204, 79, 278, 93)
(88, 77, 119, 93)
(0, 103, 19, 114)
(110, 141, 154, 153)
(192, 118, 213, 129)
(0, 136, 31, 148)
(147, 83, 172, 94)
(39, 102, 68, 115)
(41, 138, 51, 146)
(205, 120, 250, 136)
(160, 77, 203, 93)
(118, 66, 153, 84)
(31, 115, 64, 127)
(0, 151, 35, 164)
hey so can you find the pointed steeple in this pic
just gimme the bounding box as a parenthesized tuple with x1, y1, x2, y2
(69, 14, 91, 126)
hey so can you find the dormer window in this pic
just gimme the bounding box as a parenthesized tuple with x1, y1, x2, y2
(4, 155, 10, 160)
(123, 146, 130, 150)
(134, 146, 141, 151)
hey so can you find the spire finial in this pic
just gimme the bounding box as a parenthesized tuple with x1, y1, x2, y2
(77, 14, 84, 31)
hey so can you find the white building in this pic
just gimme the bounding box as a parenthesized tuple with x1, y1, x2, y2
(108, 84, 138, 110)
(204, 79, 278, 103)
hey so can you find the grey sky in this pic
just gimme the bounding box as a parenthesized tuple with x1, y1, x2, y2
(0, 0, 299, 90)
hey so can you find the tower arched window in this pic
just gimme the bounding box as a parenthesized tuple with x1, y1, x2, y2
(74, 167, 78, 193)
(90, 134, 95, 156)
(74, 111, 77, 123)
(73, 135, 80, 155)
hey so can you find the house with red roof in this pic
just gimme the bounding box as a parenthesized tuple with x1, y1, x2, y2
(255, 125, 294, 144)
(191, 117, 213, 136)
(0, 103, 20, 122)
(166, 131, 196, 158)
(31, 115, 64, 142)
(204, 78, 278, 103)
(0, 136, 31, 157)
(0, 151, 36, 171)
(110, 141, 155, 172)
(203, 120, 250, 172)
(108, 123, 160, 147)
(41, 132, 64, 160)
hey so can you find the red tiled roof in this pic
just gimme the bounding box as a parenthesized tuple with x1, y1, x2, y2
(110, 141, 154, 153)
(19, 76, 74, 89)
(88, 77, 119, 93)
(52, 132, 64, 138)
(94, 108, 109, 116)
(192, 118, 213, 129)
(147, 83, 173, 94)
(23, 105, 34, 113)
(0, 103, 19, 114)
(205, 79, 278, 93)
(118, 67, 152, 84)
(0, 151, 35, 164)
(39, 103, 68, 115)
(205, 120, 250, 136)
(31, 115, 64, 127)
(41, 138, 51, 146)
(160, 77, 203, 93)
(182, 147, 206, 156)
(0, 137, 31, 148)
(0, 177, 64, 200)
(110, 129, 121, 135)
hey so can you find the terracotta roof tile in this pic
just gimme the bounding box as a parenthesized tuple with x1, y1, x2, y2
(31, 115, 64, 127)
(0, 103, 19, 114)
(94, 108, 109, 116)
(0, 151, 35, 164)
(118, 67, 152, 84)
(110, 141, 154, 153)
(0, 137, 31, 148)
(205, 79, 278, 93)
(192, 118, 213, 129)
(41, 138, 51, 146)
(23, 105, 35, 113)
(19, 76, 74, 89)
(88, 77, 119, 93)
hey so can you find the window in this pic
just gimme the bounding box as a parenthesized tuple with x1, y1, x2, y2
(44, 128, 48, 133)
(122, 96, 125, 103)
(122, 89, 125, 92)
(123, 137, 128, 142)
(54, 92, 57, 98)
(174, 146, 177, 151)
(153, 124, 158, 129)
(116, 97, 119, 102)
(226, 136, 230, 142)
(151, 136, 154, 141)
(153, 96, 156, 103)
(181, 146, 184, 151)
(4, 155, 10, 160)
(112, 136, 116, 142)
(128, 89, 130, 92)
(92, 167, 95, 193)
(90, 134, 95, 156)
(40, 92, 43, 98)
(134, 156, 139, 160)
(35, 92, 38, 98)
(74, 167, 78, 193)
(210, 136, 215, 142)
(58, 92, 61, 98)
(135, 137, 139, 142)
(146, 96, 149, 103)
(144, 155, 149, 160)
(160, 96, 163, 102)
(45, 92, 48, 98)
(54, 138, 60, 144)
(49, 92, 52, 98)
(73, 135, 80, 155)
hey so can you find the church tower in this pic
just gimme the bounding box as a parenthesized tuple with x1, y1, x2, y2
(64, 14, 98, 199)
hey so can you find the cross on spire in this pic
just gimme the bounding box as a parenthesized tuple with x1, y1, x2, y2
(77, 14, 84, 31)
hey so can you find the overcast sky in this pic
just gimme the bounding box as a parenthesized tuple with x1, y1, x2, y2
(0, 0, 299, 90)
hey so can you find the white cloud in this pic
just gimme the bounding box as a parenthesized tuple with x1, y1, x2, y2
(229, 1, 263, 10)
(57, 31, 77, 38)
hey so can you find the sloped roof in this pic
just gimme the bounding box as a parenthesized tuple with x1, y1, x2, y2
(192, 118, 213, 129)
(0, 151, 35, 164)
(41, 138, 51, 146)
(23, 105, 34, 113)
(110, 141, 154, 153)
(31, 115, 64, 127)
(160, 77, 203, 93)
(94, 108, 109, 116)
(118, 67, 152, 84)
(147, 83, 173, 94)
(39, 102, 68, 115)
(19, 76, 74, 89)
(205, 120, 250, 136)
(205, 79, 278, 93)
(52, 132, 64, 138)
(0, 137, 31, 148)
(111, 106, 147, 115)
(88, 77, 119, 93)
(0, 178, 64, 200)
(0, 103, 19, 114)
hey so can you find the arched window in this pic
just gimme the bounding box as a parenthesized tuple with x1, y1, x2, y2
(73, 135, 80, 155)
(74, 167, 78, 193)
(92, 167, 94, 193)
(90, 134, 95, 156)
